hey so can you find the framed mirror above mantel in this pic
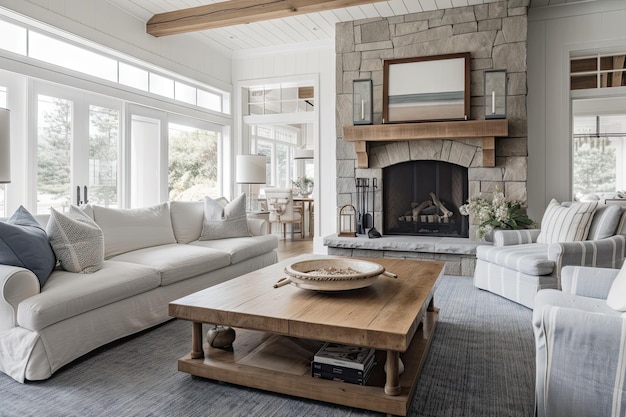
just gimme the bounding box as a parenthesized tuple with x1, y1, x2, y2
(342, 119, 508, 168)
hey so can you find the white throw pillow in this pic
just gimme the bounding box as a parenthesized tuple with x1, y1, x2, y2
(536, 199, 598, 244)
(199, 194, 250, 241)
(169, 201, 205, 244)
(93, 203, 177, 258)
(607, 264, 626, 311)
(46, 206, 104, 273)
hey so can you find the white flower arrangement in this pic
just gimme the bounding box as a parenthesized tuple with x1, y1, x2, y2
(460, 188, 535, 239)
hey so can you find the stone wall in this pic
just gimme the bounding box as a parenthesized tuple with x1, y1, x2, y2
(335, 0, 529, 239)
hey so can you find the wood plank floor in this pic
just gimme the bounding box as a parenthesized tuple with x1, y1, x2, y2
(275, 238, 314, 261)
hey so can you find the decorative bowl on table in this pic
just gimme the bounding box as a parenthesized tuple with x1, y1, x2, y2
(280, 258, 396, 291)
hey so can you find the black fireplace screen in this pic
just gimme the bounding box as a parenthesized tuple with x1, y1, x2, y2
(383, 160, 469, 237)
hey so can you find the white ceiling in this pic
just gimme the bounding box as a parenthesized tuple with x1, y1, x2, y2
(106, 0, 592, 54)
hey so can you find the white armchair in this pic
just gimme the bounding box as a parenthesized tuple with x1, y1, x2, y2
(474, 201, 626, 308)
(533, 265, 626, 417)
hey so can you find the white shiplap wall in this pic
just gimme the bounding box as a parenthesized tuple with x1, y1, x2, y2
(527, 0, 626, 220)
(232, 41, 336, 253)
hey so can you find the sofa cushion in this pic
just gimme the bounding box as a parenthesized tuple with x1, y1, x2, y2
(17, 260, 161, 331)
(0, 206, 56, 287)
(93, 203, 177, 258)
(587, 204, 622, 240)
(607, 263, 626, 311)
(190, 234, 278, 265)
(110, 243, 231, 286)
(169, 201, 204, 244)
(46, 206, 104, 273)
(537, 199, 598, 244)
(200, 194, 250, 241)
(476, 243, 555, 276)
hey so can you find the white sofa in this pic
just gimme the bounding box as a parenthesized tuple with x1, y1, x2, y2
(0, 200, 279, 383)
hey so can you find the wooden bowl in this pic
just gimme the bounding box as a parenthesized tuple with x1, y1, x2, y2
(283, 258, 393, 291)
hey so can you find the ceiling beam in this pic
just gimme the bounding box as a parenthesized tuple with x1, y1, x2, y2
(147, 0, 384, 37)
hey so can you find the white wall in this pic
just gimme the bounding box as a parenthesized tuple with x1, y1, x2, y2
(527, 0, 626, 220)
(0, 0, 232, 91)
(232, 40, 336, 253)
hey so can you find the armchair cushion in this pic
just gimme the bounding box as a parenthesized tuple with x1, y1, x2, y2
(606, 263, 626, 311)
(536, 199, 598, 244)
(476, 243, 554, 276)
(561, 265, 620, 299)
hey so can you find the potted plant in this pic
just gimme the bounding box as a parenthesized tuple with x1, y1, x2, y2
(292, 176, 314, 197)
(460, 188, 535, 240)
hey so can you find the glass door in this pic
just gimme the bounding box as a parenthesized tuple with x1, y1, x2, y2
(34, 84, 122, 214)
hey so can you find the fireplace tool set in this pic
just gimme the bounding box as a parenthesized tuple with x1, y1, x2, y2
(355, 177, 381, 238)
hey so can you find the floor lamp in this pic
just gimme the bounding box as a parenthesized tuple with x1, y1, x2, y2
(0, 108, 10, 184)
(236, 154, 266, 212)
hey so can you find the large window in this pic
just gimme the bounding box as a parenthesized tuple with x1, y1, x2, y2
(0, 14, 229, 114)
(250, 125, 299, 188)
(573, 114, 626, 198)
(168, 123, 221, 201)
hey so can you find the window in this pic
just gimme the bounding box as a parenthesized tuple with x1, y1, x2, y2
(571, 52, 626, 90)
(168, 123, 221, 201)
(89, 105, 120, 208)
(247, 83, 314, 115)
(573, 114, 626, 198)
(0, 85, 6, 217)
(250, 125, 299, 188)
(0, 14, 230, 114)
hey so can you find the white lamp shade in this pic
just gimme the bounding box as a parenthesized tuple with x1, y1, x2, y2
(236, 154, 266, 184)
(0, 108, 9, 184)
(294, 148, 314, 160)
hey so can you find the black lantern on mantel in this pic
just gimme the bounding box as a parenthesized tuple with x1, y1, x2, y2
(353, 79, 373, 125)
(484, 69, 507, 119)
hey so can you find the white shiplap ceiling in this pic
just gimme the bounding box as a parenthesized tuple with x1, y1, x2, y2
(105, 0, 590, 54)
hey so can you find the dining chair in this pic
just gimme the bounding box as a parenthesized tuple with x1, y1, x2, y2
(264, 188, 304, 239)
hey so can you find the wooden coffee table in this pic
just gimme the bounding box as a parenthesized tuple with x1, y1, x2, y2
(169, 255, 443, 417)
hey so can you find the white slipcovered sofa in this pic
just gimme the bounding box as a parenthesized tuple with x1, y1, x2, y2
(474, 201, 626, 308)
(533, 265, 626, 417)
(0, 198, 278, 383)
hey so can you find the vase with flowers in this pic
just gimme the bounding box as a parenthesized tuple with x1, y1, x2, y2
(459, 188, 535, 240)
(292, 176, 314, 197)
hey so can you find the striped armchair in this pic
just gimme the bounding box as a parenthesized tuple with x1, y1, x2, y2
(533, 265, 625, 417)
(473, 202, 626, 308)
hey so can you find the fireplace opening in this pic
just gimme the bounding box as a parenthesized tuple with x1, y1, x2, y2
(383, 160, 469, 237)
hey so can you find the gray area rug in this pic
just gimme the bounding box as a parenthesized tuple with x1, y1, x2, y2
(0, 275, 534, 417)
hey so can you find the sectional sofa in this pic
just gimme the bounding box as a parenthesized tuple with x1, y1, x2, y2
(0, 197, 278, 383)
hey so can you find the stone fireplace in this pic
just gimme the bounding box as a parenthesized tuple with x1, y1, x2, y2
(327, 1, 529, 276)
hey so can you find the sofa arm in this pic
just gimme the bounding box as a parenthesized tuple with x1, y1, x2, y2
(561, 265, 619, 299)
(493, 229, 541, 246)
(548, 235, 626, 287)
(0, 265, 40, 331)
(247, 218, 268, 236)
(533, 304, 626, 417)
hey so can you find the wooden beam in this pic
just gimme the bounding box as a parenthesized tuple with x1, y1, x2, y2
(147, 0, 384, 37)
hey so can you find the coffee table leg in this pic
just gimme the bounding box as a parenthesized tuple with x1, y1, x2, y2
(384, 351, 401, 395)
(191, 322, 204, 359)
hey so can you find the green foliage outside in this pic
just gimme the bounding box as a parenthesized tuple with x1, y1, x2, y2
(168, 128, 219, 201)
(572, 138, 616, 196)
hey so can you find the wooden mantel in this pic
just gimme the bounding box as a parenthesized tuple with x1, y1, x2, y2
(342, 119, 508, 168)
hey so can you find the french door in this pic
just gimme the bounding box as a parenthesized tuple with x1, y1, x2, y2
(33, 83, 122, 214)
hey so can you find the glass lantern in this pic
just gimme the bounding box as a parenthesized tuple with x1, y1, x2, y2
(484, 69, 507, 119)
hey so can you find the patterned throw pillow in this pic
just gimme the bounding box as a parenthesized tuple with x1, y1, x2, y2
(199, 194, 250, 241)
(47, 206, 105, 273)
(0, 206, 56, 287)
(536, 199, 598, 244)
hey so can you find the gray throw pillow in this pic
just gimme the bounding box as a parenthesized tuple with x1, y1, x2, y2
(0, 206, 56, 287)
(199, 194, 250, 240)
(47, 206, 105, 273)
